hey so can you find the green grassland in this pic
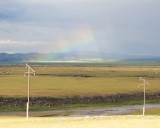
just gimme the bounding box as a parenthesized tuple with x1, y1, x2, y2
(0, 116, 160, 128)
(134, 107, 160, 115)
(0, 100, 159, 112)
(0, 64, 160, 97)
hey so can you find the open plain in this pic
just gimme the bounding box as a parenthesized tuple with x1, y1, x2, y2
(0, 64, 160, 127)
(0, 64, 160, 97)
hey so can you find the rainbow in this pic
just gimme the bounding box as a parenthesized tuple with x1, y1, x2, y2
(38, 28, 95, 61)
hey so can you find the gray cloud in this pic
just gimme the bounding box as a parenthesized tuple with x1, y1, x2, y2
(0, 0, 160, 55)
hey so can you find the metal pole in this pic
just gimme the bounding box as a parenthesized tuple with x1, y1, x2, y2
(27, 67, 30, 120)
(143, 79, 146, 116)
(138, 77, 149, 116)
(24, 64, 35, 120)
(28, 67, 30, 117)
(26, 103, 29, 120)
(28, 67, 30, 107)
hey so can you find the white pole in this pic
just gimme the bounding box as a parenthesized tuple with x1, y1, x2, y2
(143, 79, 146, 116)
(138, 77, 149, 116)
(27, 67, 30, 120)
(24, 64, 35, 120)
(26, 103, 29, 120)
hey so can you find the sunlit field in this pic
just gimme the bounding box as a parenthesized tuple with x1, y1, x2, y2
(135, 107, 160, 116)
(0, 65, 160, 97)
(0, 65, 160, 128)
(0, 116, 160, 128)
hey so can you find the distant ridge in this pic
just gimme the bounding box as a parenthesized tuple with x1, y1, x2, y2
(0, 52, 160, 62)
(0, 53, 41, 62)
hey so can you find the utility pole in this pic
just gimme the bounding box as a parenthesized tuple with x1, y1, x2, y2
(24, 64, 35, 120)
(138, 77, 150, 116)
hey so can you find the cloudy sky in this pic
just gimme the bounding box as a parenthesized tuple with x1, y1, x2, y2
(0, 0, 160, 55)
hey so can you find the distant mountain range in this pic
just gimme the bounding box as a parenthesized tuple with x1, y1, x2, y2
(0, 52, 160, 62)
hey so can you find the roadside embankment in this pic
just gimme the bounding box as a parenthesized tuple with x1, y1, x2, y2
(0, 92, 160, 108)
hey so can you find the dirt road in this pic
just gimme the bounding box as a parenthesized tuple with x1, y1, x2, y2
(0, 103, 160, 117)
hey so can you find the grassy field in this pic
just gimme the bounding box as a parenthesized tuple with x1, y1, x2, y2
(0, 116, 160, 128)
(0, 64, 160, 127)
(0, 64, 160, 97)
(0, 100, 159, 112)
(135, 107, 160, 116)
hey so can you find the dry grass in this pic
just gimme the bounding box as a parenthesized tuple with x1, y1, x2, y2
(0, 115, 160, 128)
(134, 107, 160, 116)
(0, 66, 160, 97)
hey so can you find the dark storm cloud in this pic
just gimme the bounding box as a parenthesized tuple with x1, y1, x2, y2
(0, 0, 160, 55)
